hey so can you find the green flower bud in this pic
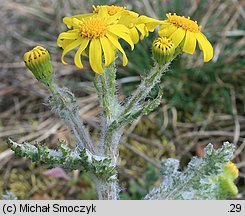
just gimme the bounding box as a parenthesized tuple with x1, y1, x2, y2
(219, 176, 238, 197)
(23, 46, 53, 86)
(152, 37, 175, 65)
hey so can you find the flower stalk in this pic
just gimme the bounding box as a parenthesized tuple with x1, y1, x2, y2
(94, 62, 122, 199)
(123, 62, 169, 116)
(49, 85, 95, 154)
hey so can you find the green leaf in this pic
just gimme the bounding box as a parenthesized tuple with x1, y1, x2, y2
(145, 142, 237, 200)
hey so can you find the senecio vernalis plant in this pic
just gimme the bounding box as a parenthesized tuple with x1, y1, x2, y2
(8, 5, 239, 200)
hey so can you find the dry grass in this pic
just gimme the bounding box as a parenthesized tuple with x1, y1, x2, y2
(0, 0, 244, 199)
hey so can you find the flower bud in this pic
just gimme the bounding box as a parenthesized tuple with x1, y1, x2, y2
(23, 46, 53, 86)
(152, 37, 175, 65)
(217, 161, 239, 197)
(219, 176, 238, 197)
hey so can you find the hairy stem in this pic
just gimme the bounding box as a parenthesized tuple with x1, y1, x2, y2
(94, 177, 118, 200)
(94, 63, 122, 199)
(93, 62, 171, 199)
(122, 63, 169, 115)
(94, 63, 121, 159)
(50, 85, 95, 154)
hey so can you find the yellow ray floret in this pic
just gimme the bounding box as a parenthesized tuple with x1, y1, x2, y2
(93, 5, 126, 16)
(158, 13, 213, 62)
(93, 5, 161, 44)
(57, 7, 134, 73)
(119, 14, 162, 44)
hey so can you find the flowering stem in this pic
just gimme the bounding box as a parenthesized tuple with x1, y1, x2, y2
(94, 63, 122, 199)
(93, 62, 171, 199)
(49, 84, 95, 154)
(94, 63, 121, 159)
(94, 178, 118, 200)
(123, 63, 170, 115)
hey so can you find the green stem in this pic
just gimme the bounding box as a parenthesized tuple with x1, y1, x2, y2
(95, 177, 118, 200)
(122, 63, 169, 115)
(93, 62, 170, 199)
(50, 84, 95, 154)
(94, 63, 121, 157)
(94, 63, 121, 199)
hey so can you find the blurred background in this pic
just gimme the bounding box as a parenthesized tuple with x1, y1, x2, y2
(0, 0, 244, 199)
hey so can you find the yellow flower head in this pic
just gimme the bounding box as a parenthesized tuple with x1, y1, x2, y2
(63, 5, 126, 29)
(158, 13, 213, 62)
(93, 5, 161, 44)
(93, 5, 126, 16)
(23, 46, 53, 86)
(152, 37, 175, 64)
(57, 7, 134, 73)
